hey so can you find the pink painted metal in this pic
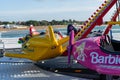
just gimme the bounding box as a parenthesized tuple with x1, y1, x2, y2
(72, 36, 120, 76)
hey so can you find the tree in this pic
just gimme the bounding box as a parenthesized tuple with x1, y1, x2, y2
(26, 20, 40, 26)
(40, 20, 49, 26)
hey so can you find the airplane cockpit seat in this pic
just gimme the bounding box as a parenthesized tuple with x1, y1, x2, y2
(103, 33, 120, 52)
(111, 40, 120, 51)
(100, 35, 114, 52)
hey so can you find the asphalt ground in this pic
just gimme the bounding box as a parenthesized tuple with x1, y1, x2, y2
(0, 57, 96, 80)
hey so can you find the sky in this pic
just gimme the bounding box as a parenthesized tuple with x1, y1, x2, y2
(0, 0, 116, 21)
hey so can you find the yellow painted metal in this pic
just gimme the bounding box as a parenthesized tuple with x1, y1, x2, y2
(5, 26, 69, 61)
(107, 21, 120, 25)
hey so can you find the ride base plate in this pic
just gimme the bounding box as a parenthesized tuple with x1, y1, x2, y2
(35, 56, 100, 80)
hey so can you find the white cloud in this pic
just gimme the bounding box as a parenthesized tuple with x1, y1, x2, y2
(97, 0, 104, 2)
(0, 0, 107, 21)
(0, 6, 96, 16)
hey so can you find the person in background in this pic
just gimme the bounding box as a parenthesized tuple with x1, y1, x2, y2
(54, 30, 63, 40)
(67, 24, 78, 35)
(29, 25, 39, 36)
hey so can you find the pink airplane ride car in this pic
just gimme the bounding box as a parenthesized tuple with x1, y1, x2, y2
(68, 30, 120, 79)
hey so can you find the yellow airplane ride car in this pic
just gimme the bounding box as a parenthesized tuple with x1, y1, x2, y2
(4, 25, 69, 62)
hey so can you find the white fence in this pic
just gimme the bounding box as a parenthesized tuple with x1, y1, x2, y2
(0, 38, 21, 49)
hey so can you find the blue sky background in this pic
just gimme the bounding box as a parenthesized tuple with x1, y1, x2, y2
(0, 0, 116, 21)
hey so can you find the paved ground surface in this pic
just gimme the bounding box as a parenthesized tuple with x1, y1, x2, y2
(0, 57, 93, 80)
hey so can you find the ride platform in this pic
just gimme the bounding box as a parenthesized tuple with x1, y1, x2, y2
(35, 56, 100, 80)
(0, 38, 99, 80)
(0, 56, 94, 80)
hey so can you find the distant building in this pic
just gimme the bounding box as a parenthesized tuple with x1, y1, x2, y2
(2, 24, 27, 29)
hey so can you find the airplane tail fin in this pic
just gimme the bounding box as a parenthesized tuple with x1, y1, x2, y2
(48, 26, 58, 46)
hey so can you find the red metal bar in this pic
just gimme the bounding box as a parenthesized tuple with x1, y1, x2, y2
(103, 8, 120, 35)
(79, 0, 117, 39)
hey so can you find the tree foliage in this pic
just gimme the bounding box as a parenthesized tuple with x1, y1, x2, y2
(0, 19, 84, 27)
